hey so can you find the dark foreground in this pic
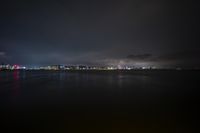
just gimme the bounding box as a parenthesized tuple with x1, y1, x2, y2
(0, 70, 199, 133)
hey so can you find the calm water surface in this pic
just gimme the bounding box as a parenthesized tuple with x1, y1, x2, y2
(0, 70, 199, 133)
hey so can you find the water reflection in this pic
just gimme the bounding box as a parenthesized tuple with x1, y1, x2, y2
(0, 70, 199, 133)
(12, 70, 20, 98)
(59, 72, 66, 88)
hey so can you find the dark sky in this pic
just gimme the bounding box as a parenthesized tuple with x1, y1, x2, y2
(0, 0, 199, 68)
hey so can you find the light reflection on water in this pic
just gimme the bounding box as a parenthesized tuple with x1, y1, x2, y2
(12, 70, 20, 101)
(0, 70, 199, 133)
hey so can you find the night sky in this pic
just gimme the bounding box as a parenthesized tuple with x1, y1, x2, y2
(0, 0, 199, 68)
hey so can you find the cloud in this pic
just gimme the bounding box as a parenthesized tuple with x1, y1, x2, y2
(0, 52, 10, 62)
(99, 50, 200, 68)
(153, 50, 200, 67)
(126, 54, 152, 60)
(157, 50, 200, 61)
(0, 52, 6, 56)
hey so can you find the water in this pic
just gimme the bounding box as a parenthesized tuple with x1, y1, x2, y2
(0, 70, 199, 133)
